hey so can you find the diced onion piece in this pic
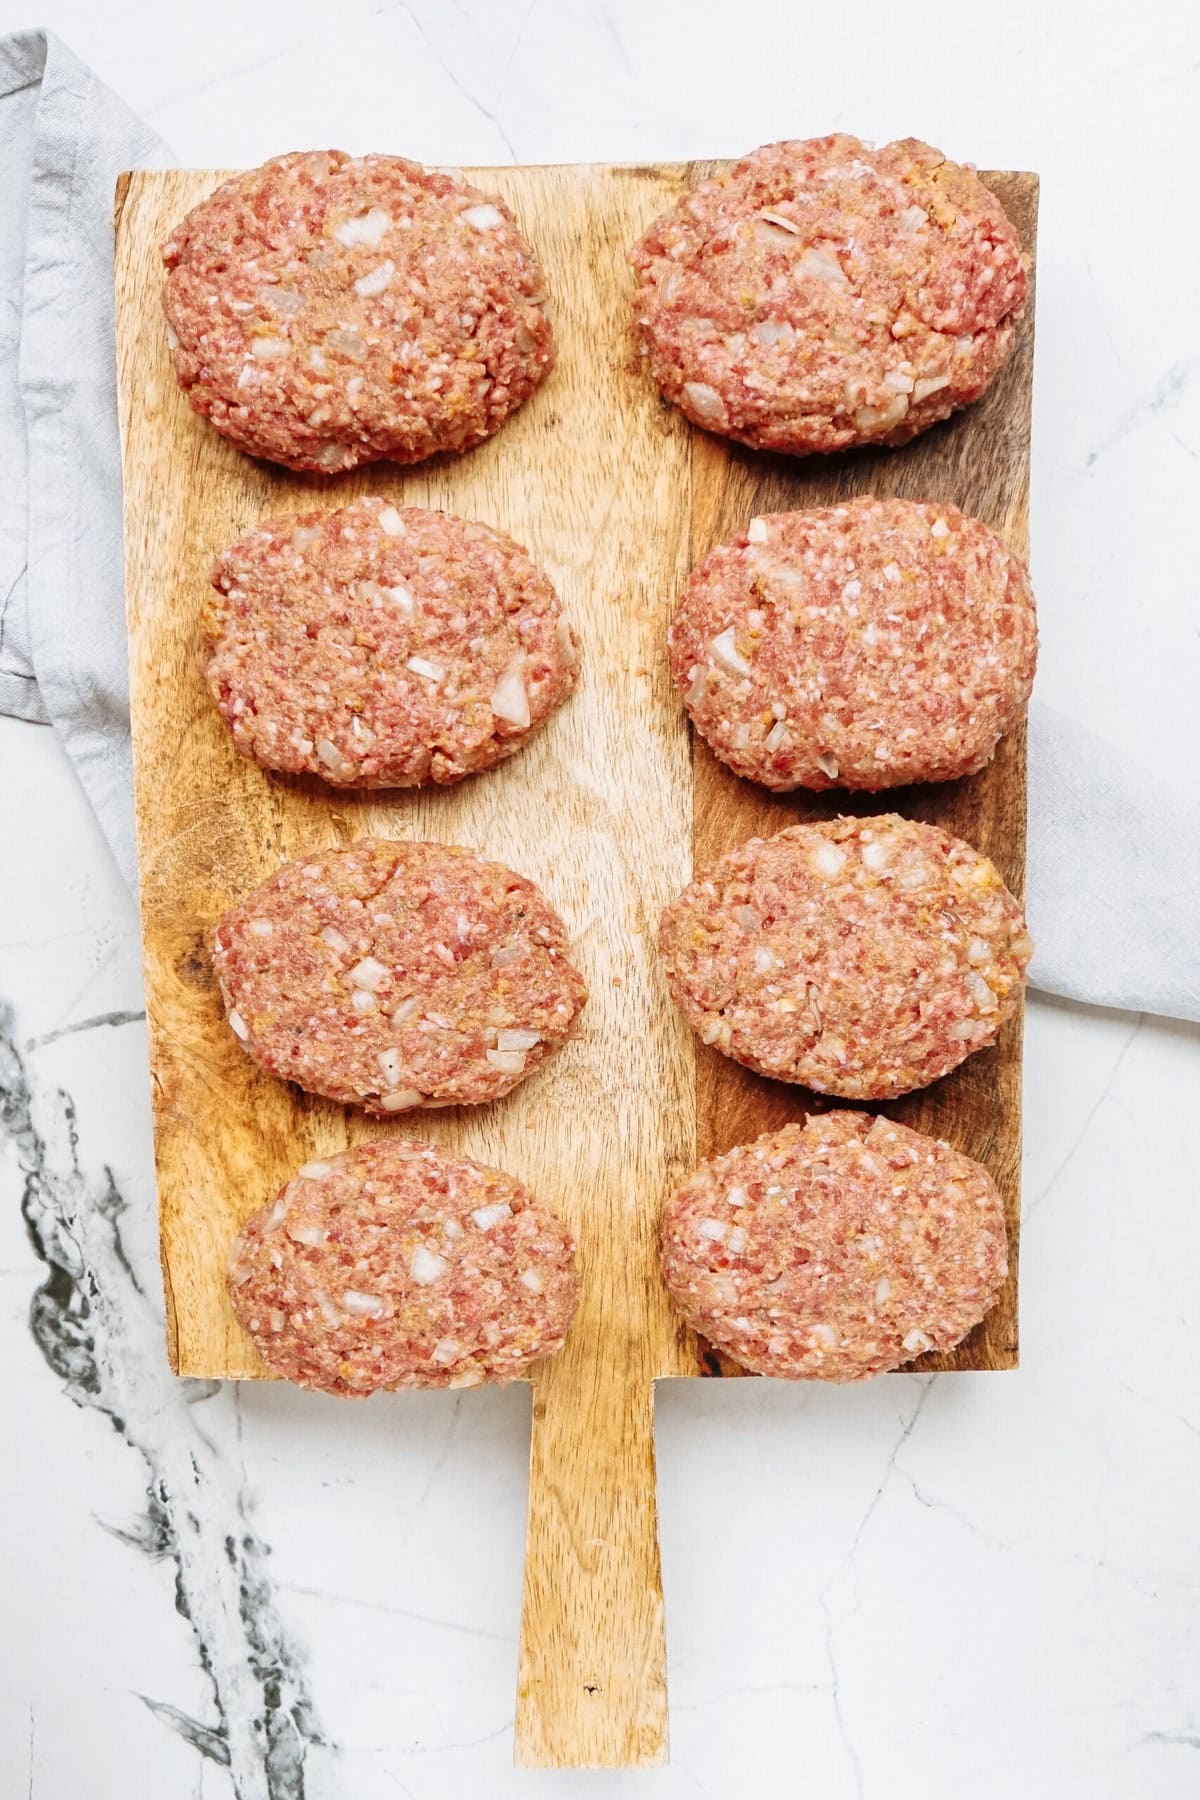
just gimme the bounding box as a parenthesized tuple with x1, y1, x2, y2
(519, 1266, 543, 1293)
(861, 839, 890, 872)
(710, 627, 751, 677)
(431, 1337, 462, 1364)
(966, 970, 999, 1012)
(497, 1028, 540, 1053)
(312, 1287, 342, 1326)
(353, 259, 394, 298)
(228, 1009, 249, 1041)
(410, 1246, 449, 1285)
(491, 663, 531, 728)
(874, 1276, 892, 1308)
(727, 1226, 748, 1255)
(390, 995, 421, 1025)
(378, 1047, 405, 1087)
(903, 1328, 933, 1354)
(555, 614, 578, 666)
(259, 1196, 288, 1232)
(384, 584, 414, 612)
(810, 1322, 838, 1348)
(379, 1087, 424, 1111)
(325, 330, 368, 364)
(756, 208, 801, 235)
(462, 203, 505, 231)
(351, 989, 376, 1013)
(286, 1220, 326, 1247)
(697, 1218, 728, 1242)
(449, 1368, 484, 1388)
(376, 505, 405, 535)
(298, 1160, 333, 1179)
(315, 737, 357, 779)
(334, 208, 392, 248)
(966, 937, 992, 966)
(250, 336, 290, 360)
(320, 925, 351, 956)
(855, 393, 909, 432)
(341, 1288, 384, 1317)
(490, 945, 522, 967)
(406, 656, 444, 682)
(471, 1203, 513, 1231)
(746, 517, 769, 544)
(813, 842, 847, 878)
(913, 371, 951, 403)
(764, 719, 788, 753)
(682, 381, 725, 424)
(797, 247, 849, 289)
(725, 1185, 748, 1208)
(261, 286, 304, 315)
(486, 1048, 527, 1075)
(899, 204, 928, 232)
(349, 956, 388, 990)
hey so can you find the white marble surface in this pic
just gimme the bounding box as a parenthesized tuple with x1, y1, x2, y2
(2, 2, 1199, 1795)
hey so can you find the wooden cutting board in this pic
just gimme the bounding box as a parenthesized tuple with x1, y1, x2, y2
(115, 161, 1037, 1770)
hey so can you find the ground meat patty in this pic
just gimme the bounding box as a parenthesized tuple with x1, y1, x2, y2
(629, 135, 1028, 454)
(162, 150, 553, 472)
(660, 1111, 1007, 1380)
(669, 497, 1037, 790)
(213, 840, 587, 1113)
(659, 815, 1031, 1099)
(204, 498, 579, 787)
(228, 1138, 579, 1395)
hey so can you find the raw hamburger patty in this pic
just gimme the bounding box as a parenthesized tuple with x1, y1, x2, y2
(659, 815, 1031, 1098)
(228, 1138, 579, 1395)
(629, 135, 1028, 454)
(213, 840, 587, 1113)
(669, 497, 1037, 790)
(162, 150, 553, 471)
(204, 498, 579, 787)
(660, 1111, 1007, 1380)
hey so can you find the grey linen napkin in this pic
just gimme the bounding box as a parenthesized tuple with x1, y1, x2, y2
(1, 29, 167, 884)
(2, 29, 1196, 1021)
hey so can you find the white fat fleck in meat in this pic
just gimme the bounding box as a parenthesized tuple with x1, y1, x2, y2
(409, 1245, 449, 1285)
(462, 203, 505, 231)
(334, 207, 392, 248)
(354, 259, 395, 298)
(341, 1288, 384, 1316)
(491, 662, 531, 728)
(349, 956, 389, 990)
(710, 627, 751, 677)
(472, 1203, 513, 1231)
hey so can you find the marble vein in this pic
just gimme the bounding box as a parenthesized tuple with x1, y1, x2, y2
(388, 1, 519, 159)
(818, 1381, 934, 1800)
(1022, 1014, 1144, 1226)
(0, 1002, 329, 1800)
(1085, 359, 1198, 468)
(26, 1008, 146, 1050)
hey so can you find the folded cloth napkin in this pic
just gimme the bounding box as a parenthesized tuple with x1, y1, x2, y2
(2, 31, 1196, 1022)
(0, 29, 168, 883)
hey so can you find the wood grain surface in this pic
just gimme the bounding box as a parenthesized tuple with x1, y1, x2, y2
(115, 161, 1036, 1769)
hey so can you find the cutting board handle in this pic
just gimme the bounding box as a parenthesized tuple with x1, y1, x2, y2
(515, 1346, 668, 1767)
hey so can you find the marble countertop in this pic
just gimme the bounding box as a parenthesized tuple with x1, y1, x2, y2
(2, 2, 1198, 1795)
